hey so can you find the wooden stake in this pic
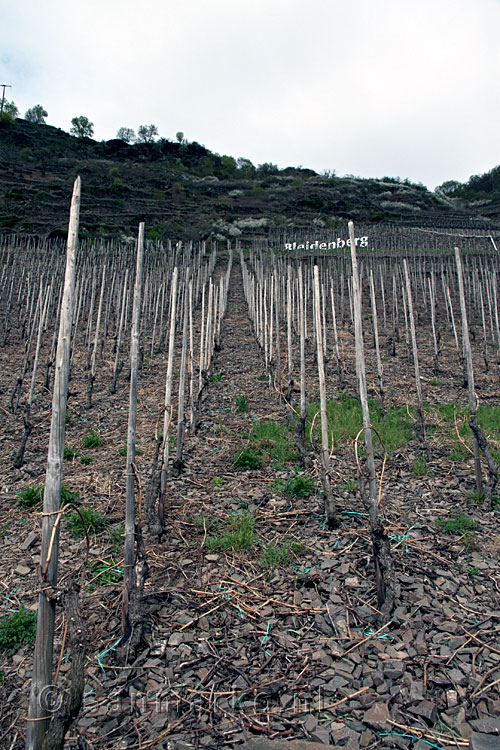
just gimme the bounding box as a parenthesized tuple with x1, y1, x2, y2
(26, 176, 81, 750)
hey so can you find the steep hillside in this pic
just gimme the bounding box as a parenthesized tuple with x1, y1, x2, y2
(0, 118, 496, 240)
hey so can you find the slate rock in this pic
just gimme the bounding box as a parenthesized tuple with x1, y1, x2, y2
(408, 700, 437, 724)
(471, 718, 500, 734)
(20, 531, 38, 550)
(363, 701, 391, 730)
(470, 734, 500, 750)
(243, 741, 330, 750)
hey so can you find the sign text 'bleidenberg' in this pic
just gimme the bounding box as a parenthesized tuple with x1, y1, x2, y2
(284, 237, 369, 251)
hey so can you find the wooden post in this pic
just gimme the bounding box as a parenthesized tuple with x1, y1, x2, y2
(313, 265, 337, 528)
(122, 223, 146, 651)
(295, 266, 308, 466)
(369, 269, 385, 417)
(26, 176, 81, 750)
(111, 269, 129, 394)
(174, 269, 190, 474)
(160, 267, 179, 498)
(349, 221, 395, 621)
(454, 248, 485, 497)
(403, 259, 430, 461)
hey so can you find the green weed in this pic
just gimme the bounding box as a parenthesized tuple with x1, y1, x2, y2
(213, 476, 224, 488)
(60, 486, 80, 506)
(277, 474, 315, 498)
(468, 566, 479, 577)
(82, 430, 105, 449)
(436, 515, 476, 535)
(0, 606, 36, 653)
(233, 447, 263, 470)
(192, 516, 223, 534)
(109, 524, 125, 554)
(432, 403, 500, 463)
(340, 477, 359, 492)
(205, 511, 256, 551)
(118, 444, 144, 457)
(413, 457, 431, 476)
(307, 395, 413, 455)
(251, 420, 298, 465)
(259, 541, 304, 570)
(234, 420, 297, 469)
(17, 484, 79, 509)
(88, 560, 122, 584)
(67, 507, 107, 538)
(16, 484, 44, 509)
(80, 455, 93, 465)
(236, 396, 249, 413)
(63, 444, 78, 461)
(210, 373, 224, 382)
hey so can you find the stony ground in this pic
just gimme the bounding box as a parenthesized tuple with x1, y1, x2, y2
(0, 258, 499, 749)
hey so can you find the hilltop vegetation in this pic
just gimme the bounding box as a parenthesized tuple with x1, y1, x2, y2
(0, 117, 498, 240)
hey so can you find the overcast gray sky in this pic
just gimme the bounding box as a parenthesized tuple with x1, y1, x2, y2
(2, 0, 499, 189)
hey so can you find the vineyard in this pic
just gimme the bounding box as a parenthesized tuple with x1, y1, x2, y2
(0, 183, 499, 750)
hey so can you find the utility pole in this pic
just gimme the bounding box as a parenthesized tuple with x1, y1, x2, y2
(0, 84, 12, 112)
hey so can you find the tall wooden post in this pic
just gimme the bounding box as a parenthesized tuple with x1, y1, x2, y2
(122, 223, 145, 642)
(26, 177, 81, 750)
(349, 221, 396, 621)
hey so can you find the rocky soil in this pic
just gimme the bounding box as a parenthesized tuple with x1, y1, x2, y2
(0, 258, 499, 749)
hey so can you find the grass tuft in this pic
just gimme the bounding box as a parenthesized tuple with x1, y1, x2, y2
(413, 457, 431, 476)
(66, 507, 107, 538)
(88, 560, 122, 584)
(17, 484, 79, 509)
(205, 511, 256, 551)
(233, 447, 263, 470)
(236, 396, 249, 413)
(275, 474, 315, 498)
(259, 541, 304, 570)
(307, 394, 413, 456)
(0, 606, 36, 653)
(63, 444, 78, 461)
(436, 515, 477, 535)
(82, 430, 105, 450)
(17, 484, 44, 509)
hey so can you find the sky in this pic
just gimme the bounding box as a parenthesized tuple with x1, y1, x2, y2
(1, 0, 499, 190)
